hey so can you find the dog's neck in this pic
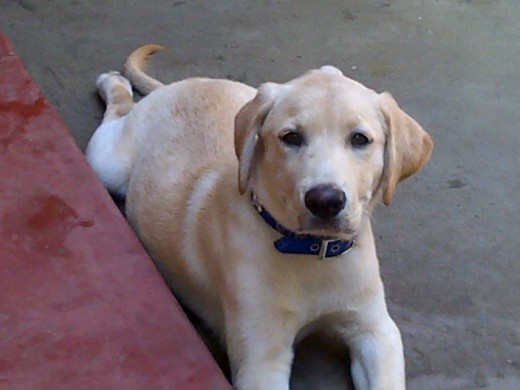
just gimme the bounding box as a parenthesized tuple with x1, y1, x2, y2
(250, 192, 354, 260)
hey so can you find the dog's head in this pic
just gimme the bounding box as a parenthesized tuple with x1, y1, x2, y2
(235, 66, 433, 239)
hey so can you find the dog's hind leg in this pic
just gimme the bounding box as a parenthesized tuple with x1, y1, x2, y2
(96, 71, 134, 122)
(86, 72, 135, 198)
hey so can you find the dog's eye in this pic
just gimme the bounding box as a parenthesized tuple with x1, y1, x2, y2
(350, 132, 371, 148)
(280, 131, 305, 147)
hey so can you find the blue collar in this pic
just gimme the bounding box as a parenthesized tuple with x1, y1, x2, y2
(251, 193, 354, 259)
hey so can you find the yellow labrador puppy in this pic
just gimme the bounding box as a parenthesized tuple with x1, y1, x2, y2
(86, 45, 433, 390)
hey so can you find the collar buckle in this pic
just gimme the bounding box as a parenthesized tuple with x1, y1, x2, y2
(318, 239, 333, 260)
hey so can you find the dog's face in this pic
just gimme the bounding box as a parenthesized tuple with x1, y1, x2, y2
(235, 67, 433, 239)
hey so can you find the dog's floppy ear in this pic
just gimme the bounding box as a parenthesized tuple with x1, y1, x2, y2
(379, 92, 433, 206)
(234, 83, 280, 194)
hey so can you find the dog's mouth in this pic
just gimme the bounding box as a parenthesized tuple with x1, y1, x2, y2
(299, 216, 357, 240)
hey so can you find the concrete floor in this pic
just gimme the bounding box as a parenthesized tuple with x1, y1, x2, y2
(1, 0, 519, 389)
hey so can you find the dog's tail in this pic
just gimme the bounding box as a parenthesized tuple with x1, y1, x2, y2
(124, 44, 165, 95)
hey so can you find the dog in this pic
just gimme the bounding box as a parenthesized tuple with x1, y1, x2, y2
(86, 45, 433, 390)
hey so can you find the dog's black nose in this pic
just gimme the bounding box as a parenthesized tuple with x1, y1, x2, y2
(304, 185, 346, 219)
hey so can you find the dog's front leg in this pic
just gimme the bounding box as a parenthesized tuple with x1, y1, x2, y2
(350, 317, 405, 390)
(338, 301, 405, 390)
(225, 309, 300, 390)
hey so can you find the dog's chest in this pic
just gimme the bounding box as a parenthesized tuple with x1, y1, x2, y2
(256, 251, 375, 318)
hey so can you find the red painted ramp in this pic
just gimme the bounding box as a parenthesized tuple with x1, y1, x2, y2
(0, 33, 231, 390)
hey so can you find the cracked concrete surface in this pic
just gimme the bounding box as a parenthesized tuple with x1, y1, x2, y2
(1, 0, 519, 389)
